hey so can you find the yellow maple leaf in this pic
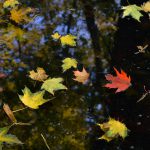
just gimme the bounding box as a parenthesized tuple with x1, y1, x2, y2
(141, 1, 150, 12)
(97, 118, 128, 142)
(18, 87, 49, 109)
(3, 0, 19, 8)
(51, 32, 61, 40)
(62, 58, 78, 72)
(60, 34, 77, 46)
(10, 7, 33, 23)
(29, 67, 48, 82)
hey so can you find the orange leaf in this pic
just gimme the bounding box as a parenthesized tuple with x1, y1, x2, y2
(73, 67, 89, 84)
(104, 67, 131, 93)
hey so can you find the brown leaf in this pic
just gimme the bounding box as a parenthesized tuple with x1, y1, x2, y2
(29, 67, 48, 82)
(3, 103, 17, 123)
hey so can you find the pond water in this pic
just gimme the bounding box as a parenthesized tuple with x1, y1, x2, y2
(0, 0, 150, 149)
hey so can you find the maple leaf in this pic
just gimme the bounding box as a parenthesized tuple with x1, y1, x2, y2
(97, 118, 128, 142)
(104, 67, 131, 93)
(73, 67, 89, 84)
(19, 87, 49, 109)
(3, 0, 19, 8)
(0, 126, 22, 149)
(29, 67, 48, 82)
(10, 7, 33, 23)
(60, 34, 77, 46)
(141, 1, 150, 12)
(122, 5, 143, 22)
(51, 32, 61, 40)
(41, 78, 67, 95)
(62, 58, 78, 72)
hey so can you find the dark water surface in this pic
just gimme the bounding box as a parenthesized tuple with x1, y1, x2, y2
(0, 0, 150, 149)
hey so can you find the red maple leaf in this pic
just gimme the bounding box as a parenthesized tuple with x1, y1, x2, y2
(104, 67, 131, 93)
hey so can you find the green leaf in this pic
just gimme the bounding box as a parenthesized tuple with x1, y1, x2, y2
(0, 126, 22, 149)
(19, 87, 49, 109)
(122, 5, 143, 22)
(41, 78, 67, 95)
(62, 58, 78, 72)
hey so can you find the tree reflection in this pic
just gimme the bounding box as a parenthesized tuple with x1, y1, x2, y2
(0, 0, 126, 149)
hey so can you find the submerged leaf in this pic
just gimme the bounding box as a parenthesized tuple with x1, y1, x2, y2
(19, 87, 49, 109)
(0, 126, 22, 149)
(60, 34, 77, 46)
(104, 67, 131, 93)
(10, 7, 33, 23)
(73, 67, 89, 84)
(29, 67, 48, 82)
(97, 118, 128, 142)
(62, 58, 78, 72)
(51, 32, 61, 40)
(3, 0, 19, 8)
(41, 78, 67, 95)
(122, 5, 143, 22)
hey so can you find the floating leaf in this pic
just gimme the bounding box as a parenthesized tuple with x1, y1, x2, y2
(60, 34, 77, 46)
(51, 32, 61, 40)
(3, 103, 17, 123)
(62, 58, 78, 72)
(97, 118, 128, 142)
(135, 44, 148, 54)
(29, 67, 48, 82)
(41, 78, 67, 95)
(122, 5, 143, 22)
(19, 87, 49, 109)
(73, 67, 89, 84)
(141, 1, 150, 12)
(0, 126, 22, 149)
(3, 0, 19, 8)
(10, 7, 33, 23)
(104, 67, 131, 93)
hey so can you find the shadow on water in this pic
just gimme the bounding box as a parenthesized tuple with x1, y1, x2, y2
(0, 0, 150, 149)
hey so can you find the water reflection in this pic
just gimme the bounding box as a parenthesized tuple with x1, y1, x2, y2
(0, 0, 149, 149)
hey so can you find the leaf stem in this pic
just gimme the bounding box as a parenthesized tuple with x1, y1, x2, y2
(12, 107, 28, 113)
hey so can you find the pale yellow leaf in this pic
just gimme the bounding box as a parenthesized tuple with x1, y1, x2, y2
(62, 58, 78, 72)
